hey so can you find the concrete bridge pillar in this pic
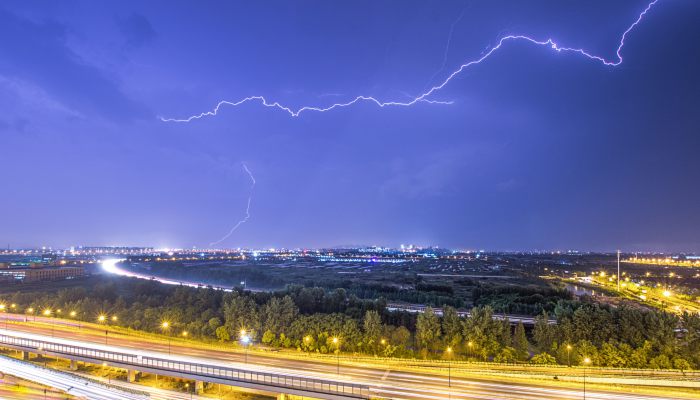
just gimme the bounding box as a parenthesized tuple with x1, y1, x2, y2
(69, 360, 78, 371)
(195, 380, 204, 394)
(20, 351, 29, 360)
(127, 369, 137, 382)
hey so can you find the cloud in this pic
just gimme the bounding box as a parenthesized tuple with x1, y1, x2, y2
(117, 13, 156, 48)
(0, 7, 149, 122)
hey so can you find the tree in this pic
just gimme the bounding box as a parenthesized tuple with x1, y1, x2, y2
(494, 347, 517, 363)
(223, 292, 260, 340)
(416, 307, 441, 354)
(215, 326, 230, 342)
(530, 352, 557, 365)
(673, 358, 691, 373)
(600, 341, 627, 368)
(262, 330, 276, 345)
(363, 310, 383, 353)
(513, 322, 529, 361)
(263, 295, 298, 335)
(391, 326, 412, 354)
(441, 306, 462, 347)
(533, 312, 555, 352)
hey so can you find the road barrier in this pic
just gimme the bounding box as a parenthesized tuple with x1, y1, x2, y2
(0, 332, 370, 399)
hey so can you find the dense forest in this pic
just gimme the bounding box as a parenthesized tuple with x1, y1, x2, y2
(2, 277, 698, 369)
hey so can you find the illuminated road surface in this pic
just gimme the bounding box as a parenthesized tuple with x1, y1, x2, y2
(0, 325, 687, 400)
(100, 258, 234, 291)
(0, 354, 146, 400)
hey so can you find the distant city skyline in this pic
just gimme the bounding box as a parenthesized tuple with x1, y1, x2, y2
(2, 0, 700, 251)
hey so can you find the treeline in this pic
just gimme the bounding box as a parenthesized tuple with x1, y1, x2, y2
(2, 277, 699, 369)
(472, 285, 574, 315)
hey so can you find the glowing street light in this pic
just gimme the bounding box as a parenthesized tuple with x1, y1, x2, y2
(583, 357, 591, 399)
(446, 346, 453, 387)
(240, 329, 251, 363)
(97, 315, 110, 344)
(566, 344, 572, 367)
(161, 321, 172, 354)
(332, 337, 341, 375)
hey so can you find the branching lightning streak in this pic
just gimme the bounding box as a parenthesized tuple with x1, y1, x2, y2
(209, 163, 256, 247)
(160, 0, 659, 121)
(423, 3, 470, 91)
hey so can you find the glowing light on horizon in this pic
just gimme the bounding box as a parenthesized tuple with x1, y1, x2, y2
(160, 0, 661, 121)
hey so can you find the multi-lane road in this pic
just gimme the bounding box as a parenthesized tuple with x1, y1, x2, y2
(0, 318, 690, 400)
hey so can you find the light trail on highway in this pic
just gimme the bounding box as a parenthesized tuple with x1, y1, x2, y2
(101, 258, 234, 292)
(0, 354, 147, 400)
(0, 325, 689, 400)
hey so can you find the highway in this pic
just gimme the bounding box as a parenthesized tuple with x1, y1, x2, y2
(0, 321, 689, 400)
(0, 353, 147, 400)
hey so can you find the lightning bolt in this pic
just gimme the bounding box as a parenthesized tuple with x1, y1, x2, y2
(160, 0, 659, 122)
(209, 162, 256, 248)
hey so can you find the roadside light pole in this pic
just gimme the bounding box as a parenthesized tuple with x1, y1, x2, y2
(43, 309, 53, 337)
(566, 344, 572, 367)
(98, 315, 107, 344)
(161, 322, 171, 355)
(332, 337, 340, 375)
(446, 346, 453, 388)
(240, 329, 250, 364)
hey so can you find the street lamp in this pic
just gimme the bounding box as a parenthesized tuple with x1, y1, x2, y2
(583, 357, 591, 399)
(332, 337, 340, 375)
(43, 309, 54, 337)
(98, 314, 111, 344)
(161, 321, 171, 354)
(566, 345, 572, 367)
(446, 346, 453, 388)
(240, 329, 251, 363)
(467, 341, 473, 359)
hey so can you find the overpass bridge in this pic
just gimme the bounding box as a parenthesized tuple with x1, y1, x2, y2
(0, 329, 370, 400)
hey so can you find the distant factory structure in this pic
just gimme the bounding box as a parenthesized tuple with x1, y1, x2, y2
(0, 256, 85, 283)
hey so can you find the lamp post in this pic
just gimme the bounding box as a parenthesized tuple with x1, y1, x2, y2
(467, 341, 473, 360)
(69, 311, 80, 329)
(332, 337, 340, 375)
(43, 309, 53, 337)
(240, 329, 250, 364)
(583, 357, 591, 399)
(566, 344, 572, 367)
(446, 346, 453, 388)
(98, 315, 108, 344)
(161, 322, 171, 354)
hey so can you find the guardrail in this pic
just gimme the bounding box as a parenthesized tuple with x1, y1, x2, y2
(0, 333, 369, 399)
